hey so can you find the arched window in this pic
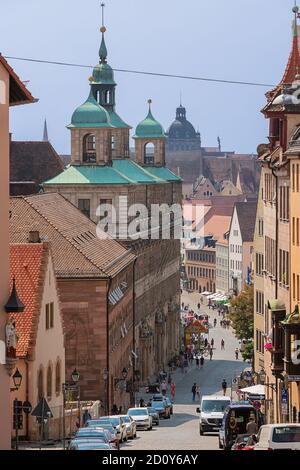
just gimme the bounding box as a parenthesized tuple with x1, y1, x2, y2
(55, 360, 61, 395)
(47, 364, 52, 400)
(111, 135, 115, 151)
(144, 142, 154, 165)
(83, 134, 96, 163)
(37, 367, 44, 401)
(105, 90, 110, 104)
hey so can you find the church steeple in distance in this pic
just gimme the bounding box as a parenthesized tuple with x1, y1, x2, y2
(99, 3, 108, 64)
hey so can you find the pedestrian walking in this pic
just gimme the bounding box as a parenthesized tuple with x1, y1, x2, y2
(221, 339, 225, 350)
(191, 383, 197, 402)
(221, 379, 227, 396)
(214, 318, 217, 327)
(211, 338, 214, 348)
(184, 358, 188, 373)
(209, 348, 213, 360)
(246, 416, 258, 435)
(168, 372, 172, 386)
(161, 380, 167, 396)
(196, 356, 200, 369)
(235, 347, 239, 360)
(170, 382, 176, 402)
(204, 338, 208, 347)
(200, 355, 204, 368)
(196, 384, 200, 402)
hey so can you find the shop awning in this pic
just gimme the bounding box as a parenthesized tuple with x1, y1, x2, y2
(240, 384, 265, 396)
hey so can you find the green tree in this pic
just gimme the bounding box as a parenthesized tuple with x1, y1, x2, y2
(229, 284, 254, 340)
(241, 342, 254, 363)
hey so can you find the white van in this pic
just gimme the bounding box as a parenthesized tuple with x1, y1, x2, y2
(196, 395, 231, 435)
(254, 424, 300, 450)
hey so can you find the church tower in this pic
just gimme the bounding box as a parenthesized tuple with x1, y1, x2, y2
(134, 99, 166, 166)
(67, 4, 131, 166)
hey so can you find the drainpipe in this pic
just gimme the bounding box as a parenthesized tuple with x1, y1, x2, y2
(106, 277, 113, 415)
(25, 360, 29, 439)
(132, 258, 137, 407)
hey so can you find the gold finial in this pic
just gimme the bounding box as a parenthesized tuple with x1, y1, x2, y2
(100, 26, 106, 33)
(88, 76, 94, 82)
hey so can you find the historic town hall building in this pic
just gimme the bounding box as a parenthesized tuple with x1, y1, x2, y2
(43, 19, 182, 388)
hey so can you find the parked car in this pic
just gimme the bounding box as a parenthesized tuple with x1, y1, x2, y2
(119, 414, 137, 439)
(147, 407, 160, 426)
(85, 421, 119, 448)
(93, 416, 127, 443)
(196, 395, 231, 436)
(127, 407, 152, 430)
(69, 439, 115, 451)
(74, 426, 120, 448)
(151, 393, 164, 401)
(151, 398, 171, 419)
(164, 396, 173, 415)
(219, 402, 262, 450)
(254, 424, 300, 450)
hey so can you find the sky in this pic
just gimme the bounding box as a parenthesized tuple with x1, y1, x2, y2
(1, 0, 297, 154)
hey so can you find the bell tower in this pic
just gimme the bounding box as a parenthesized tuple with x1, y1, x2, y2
(134, 100, 166, 167)
(89, 3, 131, 158)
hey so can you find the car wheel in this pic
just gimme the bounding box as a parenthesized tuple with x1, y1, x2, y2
(200, 426, 204, 436)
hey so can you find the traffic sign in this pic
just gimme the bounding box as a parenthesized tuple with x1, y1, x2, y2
(22, 401, 32, 415)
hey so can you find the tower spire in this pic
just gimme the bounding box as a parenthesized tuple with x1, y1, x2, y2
(99, 3, 107, 64)
(280, 5, 300, 84)
(43, 118, 49, 142)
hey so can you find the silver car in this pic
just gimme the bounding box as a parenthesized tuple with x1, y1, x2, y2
(119, 415, 137, 439)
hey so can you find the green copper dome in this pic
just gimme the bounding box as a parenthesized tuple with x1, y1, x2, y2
(68, 89, 112, 128)
(134, 102, 165, 139)
(92, 62, 116, 85)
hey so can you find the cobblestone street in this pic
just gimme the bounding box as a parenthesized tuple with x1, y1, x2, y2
(124, 293, 246, 450)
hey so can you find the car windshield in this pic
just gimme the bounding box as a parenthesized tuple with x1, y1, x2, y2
(72, 441, 111, 450)
(121, 416, 131, 423)
(109, 418, 120, 426)
(147, 408, 156, 413)
(202, 400, 230, 412)
(272, 427, 300, 443)
(152, 401, 165, 407)
(128, 409, 148, 416)
(76, 429, 107, 439)
(86, 420, 107, 427)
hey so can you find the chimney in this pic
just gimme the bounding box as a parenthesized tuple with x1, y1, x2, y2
(28, 230, 41, 243)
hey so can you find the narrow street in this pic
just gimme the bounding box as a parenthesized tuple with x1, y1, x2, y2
(125, 294, 246, 450)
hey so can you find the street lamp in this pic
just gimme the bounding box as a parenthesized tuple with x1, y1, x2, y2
(11, 368, 23, 451)
(11, 368, 22, 392)
(62, 369, 80, 450)
(71, 368, 79, 383)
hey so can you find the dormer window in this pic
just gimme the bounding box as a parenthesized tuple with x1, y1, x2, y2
(83, 134, 96, 163)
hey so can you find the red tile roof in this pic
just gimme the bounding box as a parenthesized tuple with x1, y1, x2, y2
(9, 243, 48, 357)
(280, 35, 300, 85)
(0, 54, 36, 106)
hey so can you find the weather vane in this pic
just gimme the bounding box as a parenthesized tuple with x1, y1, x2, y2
(100, 3, 106, 33)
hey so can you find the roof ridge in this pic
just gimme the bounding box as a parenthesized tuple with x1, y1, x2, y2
(24, 196, 109, 277)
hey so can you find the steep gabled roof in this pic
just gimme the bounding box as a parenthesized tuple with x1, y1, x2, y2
(10, 141, 64, 186)
(234, 202, 258, 242)
(9, 243, 49, 358)
(9, 193, 135, 278)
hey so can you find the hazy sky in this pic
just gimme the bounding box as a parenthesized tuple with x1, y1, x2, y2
(1, 0, 297, 154)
